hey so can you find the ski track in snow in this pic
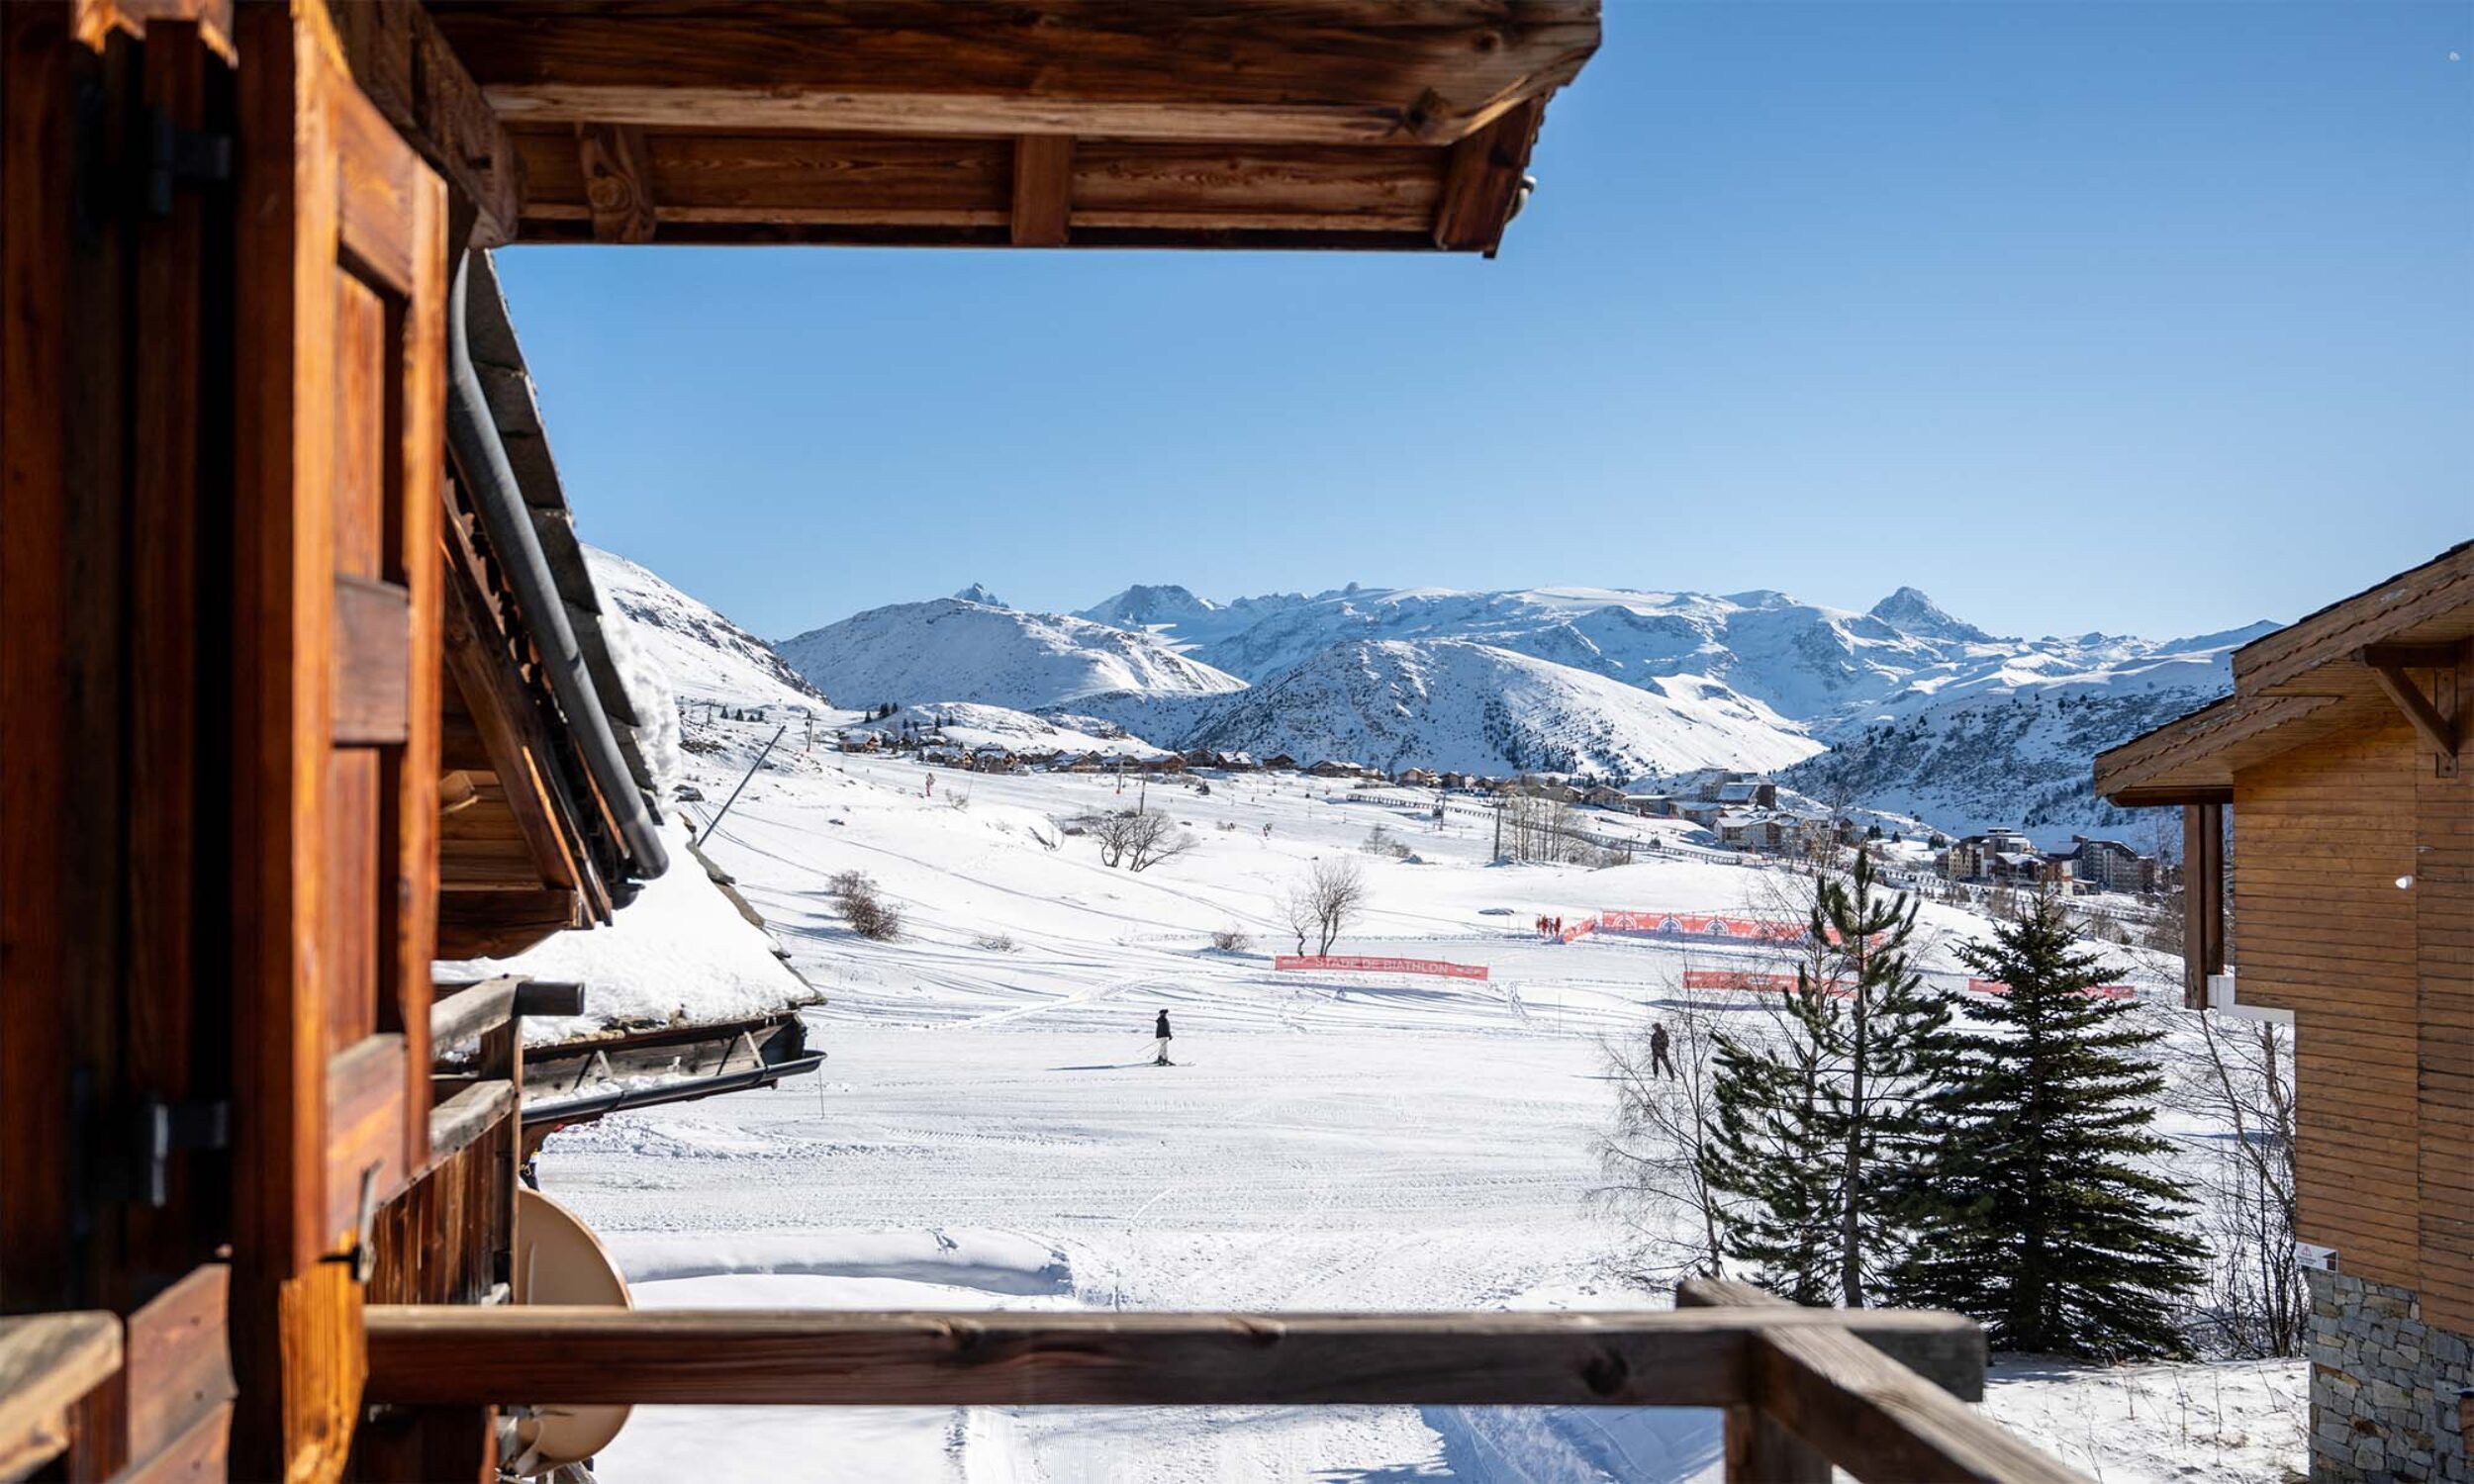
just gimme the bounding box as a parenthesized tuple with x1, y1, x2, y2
(544, 728, 2301, 1483)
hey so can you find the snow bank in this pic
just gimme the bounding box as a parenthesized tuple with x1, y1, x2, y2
(435, 818, 809, 1040)
(605, 1226, 1072, 1295)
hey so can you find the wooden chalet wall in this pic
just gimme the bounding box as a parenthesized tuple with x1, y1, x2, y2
(1, 5, 244, 1475)
(2233, 720, 2423, 1287)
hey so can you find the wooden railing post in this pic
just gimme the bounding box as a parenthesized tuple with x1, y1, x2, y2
(1675, 1281, 1829, 1483)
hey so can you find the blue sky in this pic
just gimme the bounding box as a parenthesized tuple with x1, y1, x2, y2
(498, 1, 2471, 644)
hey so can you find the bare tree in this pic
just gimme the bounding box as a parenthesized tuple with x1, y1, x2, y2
(1091, 808, 1194, 872)
(1285, 858, 1367, 957)
(1124, 810, 1196, 873)
(2158, 1002, 2302, 1356)
(1593, 991, 1734, 1284)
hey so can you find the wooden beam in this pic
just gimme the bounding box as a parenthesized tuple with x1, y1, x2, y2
(430, 975, 586, 1053)
(363, 1305, 1982, 1410)
(435, 887, 584, 961)
(2361, 647, 2460, 776)
(1676, 1281, 1827, 1483)
(1750, 1321, 2087, 1483)
(430, 1, 1600, 145)
(2183, 802, 2227, 1010)
(1432, 96, 1544, 252)
(575, 123, 657, 243)
(1010, 135, 1074, 246)
(428, 1079, 515, 1160)
(0, 1313, 123, 1481)
(332, 0, 523, 248)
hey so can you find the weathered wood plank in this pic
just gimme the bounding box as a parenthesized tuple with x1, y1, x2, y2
(363, 1306, 1981, 1410)
(124, 1265, 234, 1468)
(1675, 1281, 1828, 1484)
(0, 1313, 123, 1480)
(576, 122, 657, 242)
(1752, 1322, 2086, 1484)
(331, 0, 523, 247)
(1432, 96, 1543, 251)
(432, 0, 1601, 145)
(1010, 135, 1075, 246)
(428, 1080, 516, 1160)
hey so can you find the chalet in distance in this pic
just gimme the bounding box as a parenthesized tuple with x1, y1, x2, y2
(2096, 541, 2471, 1482)
(3, 4, 2096, 1482)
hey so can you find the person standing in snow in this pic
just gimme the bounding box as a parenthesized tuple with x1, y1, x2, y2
(1650, 1021, 1676, 1080)
(1152, 1009, 1174, 1066)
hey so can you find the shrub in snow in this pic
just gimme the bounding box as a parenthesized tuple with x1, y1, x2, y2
(828, 870, 903, 942)
(1209, 928, 1249, 953)
(974, 931, 1016, 954)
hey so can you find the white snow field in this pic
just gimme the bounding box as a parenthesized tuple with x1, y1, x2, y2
(529, 716, 2302, 1482)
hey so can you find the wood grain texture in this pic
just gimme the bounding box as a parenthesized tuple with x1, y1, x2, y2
(1432, 96, 1543, 251)
(362, 1305, 1982, 1410)
(330, 0, 522, 248)
(1752, 1322, 2087, 1483)
(429, 0, 1601, 144)
(1675, 1281, 1828, 1484)
(1010, 135, 1074, 246)
(576, 122, 657, 242)
(0, 1313, 123, 1480)
(124, 1266, 235, 1470)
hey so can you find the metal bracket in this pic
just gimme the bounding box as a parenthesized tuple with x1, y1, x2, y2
(142, 106, 231, 218)
(323, 1163, 384, 1282)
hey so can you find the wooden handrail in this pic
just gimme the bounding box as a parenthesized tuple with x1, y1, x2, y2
(363, 1304, 1979, 1409)
(1680, 1278, 2080, 1484)
(429, 976, 584, 1052)
(0, 1312, 122, 1480)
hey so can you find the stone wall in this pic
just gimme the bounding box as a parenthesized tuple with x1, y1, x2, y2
(2308, 1266, 2471, 1481)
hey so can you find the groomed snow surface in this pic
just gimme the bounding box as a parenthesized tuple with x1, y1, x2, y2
(537, 716, 2302, 1482)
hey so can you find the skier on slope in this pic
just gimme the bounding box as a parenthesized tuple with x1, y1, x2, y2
(1650, 1021, 1676, 1080)
(1151, 1009, 1174, 1066)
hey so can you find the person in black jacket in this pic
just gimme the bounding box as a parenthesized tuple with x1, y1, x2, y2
(1152, 1009, 1174, 1066)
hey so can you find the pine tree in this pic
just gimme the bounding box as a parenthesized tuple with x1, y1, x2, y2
(1897, 890, 2206, 1359)
(1702, 848, 1952, 1306)
(1700, 984, 1840, 1305)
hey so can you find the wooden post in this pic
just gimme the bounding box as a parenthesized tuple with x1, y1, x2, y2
(2183, 801, 2226, 1009)
(1676, 1281, 1831, 1483)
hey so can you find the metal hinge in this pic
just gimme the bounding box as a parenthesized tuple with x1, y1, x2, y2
(131, 1097, 233, 1208)
(142, 106, 231, 217)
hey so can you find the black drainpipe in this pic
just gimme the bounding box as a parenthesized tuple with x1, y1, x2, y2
(444, 252, 669, 887)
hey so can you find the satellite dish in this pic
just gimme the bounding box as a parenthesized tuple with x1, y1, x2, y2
(505, 1188, 633, 1474)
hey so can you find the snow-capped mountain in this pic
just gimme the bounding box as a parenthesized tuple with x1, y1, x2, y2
(777, 597, 1247, 714)
(953, 583, 1006, 606)
(1188, 639, 1825, 779)
(586, 547, 826, 712)
(842, 701, 1158, 758)
(1081, 580, 2236, 741)
(754, 574, 2271, 846)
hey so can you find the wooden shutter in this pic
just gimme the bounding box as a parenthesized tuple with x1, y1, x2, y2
(231, 1, 444, 1477)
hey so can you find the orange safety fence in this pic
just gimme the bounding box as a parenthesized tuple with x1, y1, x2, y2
(1275, 955, 1490, 981)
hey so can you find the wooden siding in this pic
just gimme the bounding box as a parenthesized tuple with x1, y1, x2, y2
(2232, 719, 2423, 1291)
(2418, 727, 2473, 1332)
(2233, 711, 2474, 1331)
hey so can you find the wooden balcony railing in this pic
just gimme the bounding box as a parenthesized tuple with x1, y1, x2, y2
(364, 1282, 2089, 1483)
(0, 1312, 122, 1479)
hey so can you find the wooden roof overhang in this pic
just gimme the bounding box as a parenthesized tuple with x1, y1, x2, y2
(439, 253, 671, 957)
(2094, 541, 2474, 807)
(405, 0, 1600, 252)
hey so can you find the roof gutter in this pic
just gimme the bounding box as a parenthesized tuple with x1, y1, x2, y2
(445, 252, 669, 884)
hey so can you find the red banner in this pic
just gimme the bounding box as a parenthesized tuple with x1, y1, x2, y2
(1276, 954, 1489, 981)
(1966, 978, 2136, 1000)
(1594, 910, 1818, 943)
(1680, 969, 1853, 996)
